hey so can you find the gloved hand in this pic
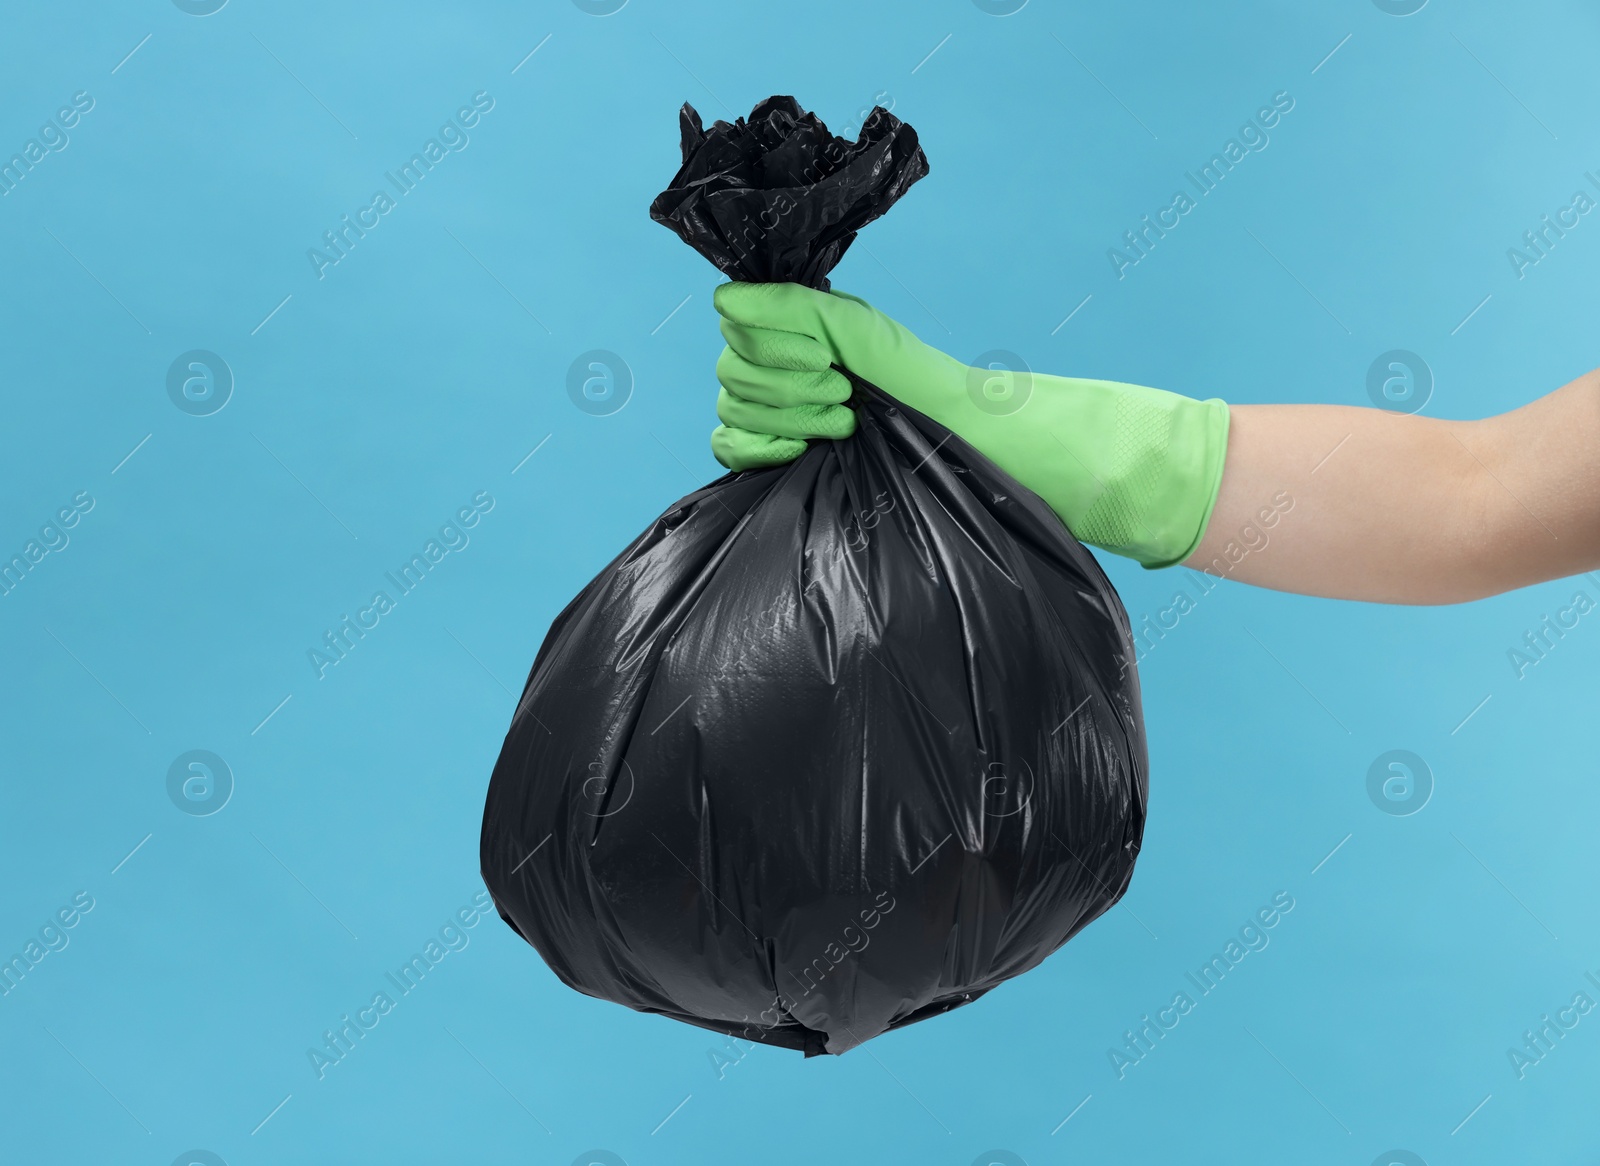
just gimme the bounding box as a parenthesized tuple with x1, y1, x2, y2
(710, 282, 1231, 569)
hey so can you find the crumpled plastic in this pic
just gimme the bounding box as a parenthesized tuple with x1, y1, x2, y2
(647, 94, 929, 290)
(480, 97, 1148, 1056)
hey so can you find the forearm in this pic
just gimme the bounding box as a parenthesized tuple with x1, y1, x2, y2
(1184, 371, 1600, 604)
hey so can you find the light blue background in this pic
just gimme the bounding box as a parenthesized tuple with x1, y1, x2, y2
(3, 1, 1598, 1163)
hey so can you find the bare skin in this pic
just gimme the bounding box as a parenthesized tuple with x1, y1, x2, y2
(1187, 369, 1600, 604)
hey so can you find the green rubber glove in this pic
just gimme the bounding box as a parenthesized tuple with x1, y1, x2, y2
(711, 282, 1231, 569)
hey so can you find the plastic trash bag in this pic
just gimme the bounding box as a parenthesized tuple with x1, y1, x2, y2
(480, 96, 1148, 1056)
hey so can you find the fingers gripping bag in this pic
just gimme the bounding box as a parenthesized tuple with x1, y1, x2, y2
(480, 96, 1148, 1056)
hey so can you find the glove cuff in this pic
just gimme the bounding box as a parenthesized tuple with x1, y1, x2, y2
(1137, 397, 1231, 569)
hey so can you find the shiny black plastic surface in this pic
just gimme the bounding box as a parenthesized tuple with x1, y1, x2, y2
(481, 97, 1148, 1056)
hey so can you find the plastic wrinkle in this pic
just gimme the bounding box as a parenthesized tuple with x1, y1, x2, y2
(481, 96, 1148, 1056)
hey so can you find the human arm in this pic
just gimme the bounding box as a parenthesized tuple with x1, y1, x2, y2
(1196, 375, 1600, 603)
(710, 282, 1600, 604)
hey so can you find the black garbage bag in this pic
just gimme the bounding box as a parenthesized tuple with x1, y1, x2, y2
(480, 96, 1148, 1056)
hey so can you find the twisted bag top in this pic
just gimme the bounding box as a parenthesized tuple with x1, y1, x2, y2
(480, 96, 1148, 1056)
